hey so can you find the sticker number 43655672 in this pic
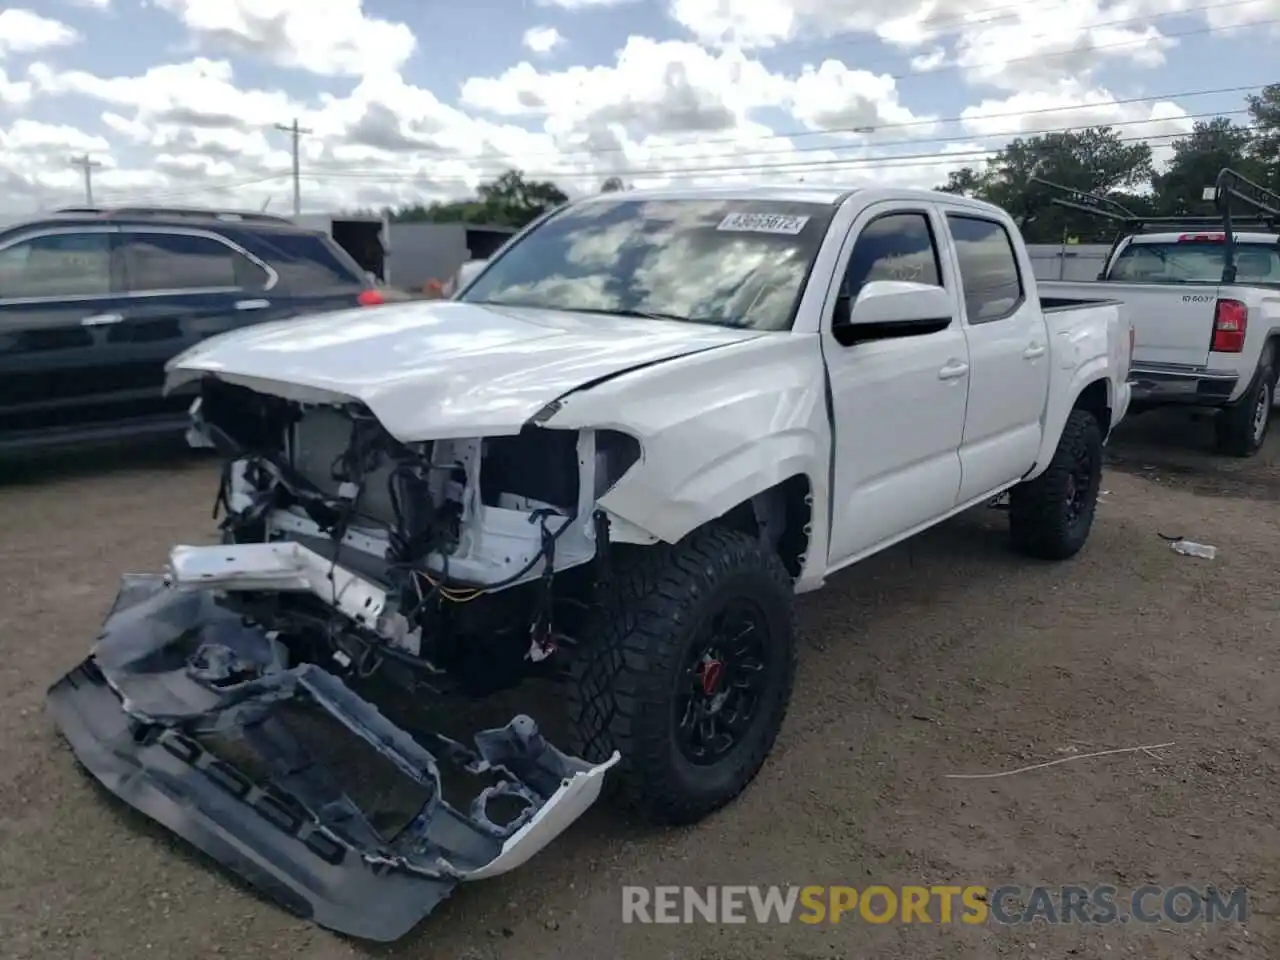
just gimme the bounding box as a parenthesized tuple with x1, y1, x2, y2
(716, 212, 811, 235)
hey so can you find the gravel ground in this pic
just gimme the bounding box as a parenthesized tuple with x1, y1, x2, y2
(0, 409, 1277, 960)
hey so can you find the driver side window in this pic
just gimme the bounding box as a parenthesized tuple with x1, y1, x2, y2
(841, 212, 943, 298)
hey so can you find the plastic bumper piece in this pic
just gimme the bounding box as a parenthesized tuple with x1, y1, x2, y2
(46, 574, 618, 942)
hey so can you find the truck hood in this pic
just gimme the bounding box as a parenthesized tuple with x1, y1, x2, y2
(165, 300, 765, 441)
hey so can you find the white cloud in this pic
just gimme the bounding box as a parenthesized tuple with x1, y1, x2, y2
(151, 0, 417, 77)
(523, 25, 565, 55)
(0, 68, 32, 106)
(0, 9, 80, 57)
(0, 0, 1259, 214)
(68, 0, 112, 9)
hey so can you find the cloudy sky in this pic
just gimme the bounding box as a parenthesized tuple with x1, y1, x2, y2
(0, 0, 1274, 214)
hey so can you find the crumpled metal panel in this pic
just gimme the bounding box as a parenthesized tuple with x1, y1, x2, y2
(46, 574, 617, 942)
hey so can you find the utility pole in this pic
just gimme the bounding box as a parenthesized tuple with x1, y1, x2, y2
(69, 154, 102, 205)
(273, 118, 312, 216)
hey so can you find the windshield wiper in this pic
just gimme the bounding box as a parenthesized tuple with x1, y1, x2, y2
(568, 306, 709, 324)
(469, 300, 725, 326)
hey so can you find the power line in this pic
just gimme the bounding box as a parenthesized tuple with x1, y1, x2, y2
(68, 154, 103, 205)
(294, 126, 1260, 192)
(98, 96, 1266, 204)
(258, 82, 1266, 187)
(290, 91, 1267, 182)
(273, 118, 313, 215)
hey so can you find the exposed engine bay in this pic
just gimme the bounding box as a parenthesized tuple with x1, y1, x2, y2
(187, 376, 642, 695)
(44, 374, 632, 942)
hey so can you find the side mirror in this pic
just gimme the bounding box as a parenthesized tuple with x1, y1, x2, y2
(834, 280, 952, 341)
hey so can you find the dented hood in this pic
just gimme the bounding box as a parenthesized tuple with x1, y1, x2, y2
(165, 299, 764, 441)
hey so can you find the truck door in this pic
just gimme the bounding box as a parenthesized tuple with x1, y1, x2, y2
(942, 212, 1051, 503)
(823, 204, 968, 565)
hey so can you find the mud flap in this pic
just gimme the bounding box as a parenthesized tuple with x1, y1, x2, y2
(46, 575, 618, 942)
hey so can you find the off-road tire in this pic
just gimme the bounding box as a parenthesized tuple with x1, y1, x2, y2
(564, 525, 797, 826)
(1009, 408, 1103, 561)
(1215, 363, 1275, 458)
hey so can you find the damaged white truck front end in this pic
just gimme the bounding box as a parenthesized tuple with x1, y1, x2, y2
(48, 185, 1123, 944)
(46, 289, 803, 942)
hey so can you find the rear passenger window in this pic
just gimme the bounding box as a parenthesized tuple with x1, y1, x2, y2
(0, 232, 113, 299)
(946, 215, 1024, 323)
(122, 232, 268, 293)
(253, 232, 364, 289)
(842, 212, 943, 297)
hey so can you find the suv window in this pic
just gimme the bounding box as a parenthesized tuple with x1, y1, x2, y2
(946, 214, 1024, 323)
(842, 212, 942, 297)
(253, 231, 365, 288)
(122, 231, 268, 293)
(0, 232, 113, 299)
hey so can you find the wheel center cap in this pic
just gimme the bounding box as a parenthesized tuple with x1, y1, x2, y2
(699, 659, 725, 696)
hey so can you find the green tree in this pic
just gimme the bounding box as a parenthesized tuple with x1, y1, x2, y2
(937, 167, 989, 198)
(937, 127, 1153, 241)
(600, 175, 628, 193)
(1245, 83, 1280, 189)
(387, 169, 569, 228)
(1151, 117, 1262, 216)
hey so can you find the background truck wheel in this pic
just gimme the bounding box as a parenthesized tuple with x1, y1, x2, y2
(565, 526, 797, 826)
(1215, 363, 1274, 458)
(1008, 408, 1103, 561)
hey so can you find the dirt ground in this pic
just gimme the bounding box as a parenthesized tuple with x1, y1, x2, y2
(0, 408, 1277, 960)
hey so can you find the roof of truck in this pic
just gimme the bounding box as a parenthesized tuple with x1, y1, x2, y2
(571, 183, 1009, 208)
(576, 183, 857, 205)
(1127, 231, 1280, 245)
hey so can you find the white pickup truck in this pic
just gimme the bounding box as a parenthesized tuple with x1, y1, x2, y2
(46, 184, 1132, 943)
(1033, 168, 1280, 456)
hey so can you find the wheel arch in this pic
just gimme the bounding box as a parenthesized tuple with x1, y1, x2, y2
(1025, 369, 1113, 482)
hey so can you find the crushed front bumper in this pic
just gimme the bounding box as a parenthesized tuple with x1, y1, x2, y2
(46, 574, 617, 942)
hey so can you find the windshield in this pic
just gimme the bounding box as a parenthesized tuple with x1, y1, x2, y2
(459, 198, 837, 331)
(1108, 240, 1280, 284)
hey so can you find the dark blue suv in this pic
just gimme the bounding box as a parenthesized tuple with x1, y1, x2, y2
(0, 206, 388, 453)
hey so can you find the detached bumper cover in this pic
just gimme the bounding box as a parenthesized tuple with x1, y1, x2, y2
(46, 575, 617, 942)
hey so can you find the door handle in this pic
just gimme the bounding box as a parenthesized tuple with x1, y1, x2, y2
(80, 312, 123, 326)
(938, 360, 970, 380)
(1023, 343, 1047, 359)
(235, 299, 270, 311)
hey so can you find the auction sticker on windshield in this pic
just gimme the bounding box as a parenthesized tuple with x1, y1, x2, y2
(717, 213, 811, 235)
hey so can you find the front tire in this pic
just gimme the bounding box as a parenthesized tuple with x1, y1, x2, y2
(564, 526, 796, 826)
(1215, 363, 1274, 458)
(1009, 409, 1103, 561)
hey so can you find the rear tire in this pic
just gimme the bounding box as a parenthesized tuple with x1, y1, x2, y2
(1009, 409, 1103, 561)
(564, 526, 796, 826)
(1215, 364, 1274, 458)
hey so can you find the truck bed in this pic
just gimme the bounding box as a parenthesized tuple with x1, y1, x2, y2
(1040, 279, 1224, 370)
(1039, 294, 1121, 312)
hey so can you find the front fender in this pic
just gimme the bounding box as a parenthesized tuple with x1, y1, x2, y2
(598, 427, 822, 544)
(544, 335, 832, 584)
